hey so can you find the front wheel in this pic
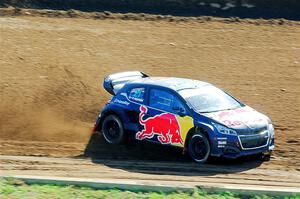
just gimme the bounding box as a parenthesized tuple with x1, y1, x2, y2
(101, 115, 125, 145)
(188, 133, 210, 163)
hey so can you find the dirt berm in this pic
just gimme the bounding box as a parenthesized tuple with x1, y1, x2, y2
(1, 0, 300, 20)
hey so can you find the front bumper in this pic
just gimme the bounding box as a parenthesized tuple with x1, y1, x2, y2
(210, 132, 275, 159)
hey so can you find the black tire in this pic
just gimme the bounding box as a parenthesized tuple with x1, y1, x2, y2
(261, 152, 272, 161)
(101, 115, 125, 145)
(188, 132, 210, 163)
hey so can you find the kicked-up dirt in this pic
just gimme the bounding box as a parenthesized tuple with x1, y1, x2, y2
(0, 10, 300, 178)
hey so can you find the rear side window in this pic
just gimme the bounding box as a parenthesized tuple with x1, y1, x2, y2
(128, 87, 145, 103)
(149, 89, 186, 113)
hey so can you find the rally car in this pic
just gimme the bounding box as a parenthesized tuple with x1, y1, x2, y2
(93, 71, 275, 163)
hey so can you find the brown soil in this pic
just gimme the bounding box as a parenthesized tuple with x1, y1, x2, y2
(0, 11, 300, 171)
(1, 155, 299, 192)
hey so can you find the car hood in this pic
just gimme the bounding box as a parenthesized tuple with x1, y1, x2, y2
(202, 106, 269, 131)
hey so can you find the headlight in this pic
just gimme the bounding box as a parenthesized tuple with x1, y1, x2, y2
(212, 123, 237, 136)
(268, 123, 275, 138)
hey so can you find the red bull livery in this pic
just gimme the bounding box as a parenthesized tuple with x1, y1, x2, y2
(136, 105, 183, 145)
(93, 71, 275, 163)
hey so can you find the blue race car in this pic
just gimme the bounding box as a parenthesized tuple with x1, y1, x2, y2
(93, 71, 275, 163)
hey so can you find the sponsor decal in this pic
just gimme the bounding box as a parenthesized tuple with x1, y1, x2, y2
(120, 92, 127, 97)
(113, 99, 130, 106)
(207, 107, 265, 128)
(217, 137, 227, 148)
(129, 97, 143, 102)
(218, 140, 227, 145)
(217, 137, 227, 140)
(136, 106, 183, 144)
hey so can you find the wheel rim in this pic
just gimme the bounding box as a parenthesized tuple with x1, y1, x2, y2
(191, 135, 209, 161)
(103, 120, 120, 142)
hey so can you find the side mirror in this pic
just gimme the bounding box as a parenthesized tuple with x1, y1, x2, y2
(173, 106, 185, 117)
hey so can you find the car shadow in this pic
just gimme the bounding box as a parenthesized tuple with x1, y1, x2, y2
(79, 132, 267, 176)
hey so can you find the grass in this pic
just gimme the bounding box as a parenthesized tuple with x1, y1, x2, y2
(0, 178, 299, 199)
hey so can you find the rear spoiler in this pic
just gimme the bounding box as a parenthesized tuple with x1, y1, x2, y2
(103, 71, 148, 95)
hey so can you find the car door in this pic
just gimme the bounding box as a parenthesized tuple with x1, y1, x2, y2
(135, 87, 194, 147)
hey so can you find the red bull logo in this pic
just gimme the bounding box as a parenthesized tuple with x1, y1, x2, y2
(208, 107, 265, 127)
(136, 106, 183, 144)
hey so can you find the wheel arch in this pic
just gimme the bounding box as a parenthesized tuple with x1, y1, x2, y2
(184, 123, 213, 150)
(94, 108, 126, 132)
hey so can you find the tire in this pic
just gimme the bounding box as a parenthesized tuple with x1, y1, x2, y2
(261, 152, 272, 161)
(188, 132, 211, 163)
(101, 115, 125, 145)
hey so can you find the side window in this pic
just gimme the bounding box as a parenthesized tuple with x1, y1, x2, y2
(128, 87, 145, 103)
(149, 89, 186, 114)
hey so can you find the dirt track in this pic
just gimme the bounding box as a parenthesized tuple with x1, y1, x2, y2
(0, 12, 300, 181)
(1, 155, 299, 192)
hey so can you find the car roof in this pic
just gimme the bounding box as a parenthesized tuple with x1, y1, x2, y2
(131, 77, 210, 91)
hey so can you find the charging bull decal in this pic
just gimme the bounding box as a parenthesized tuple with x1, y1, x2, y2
(136, 106, 183, 144)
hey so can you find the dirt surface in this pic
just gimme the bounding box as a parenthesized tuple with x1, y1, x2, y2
(0, 12, 300, 178)
(2, 7, 300, 26)
(1, 155, 300, 193)
(2, 0, 300, 20)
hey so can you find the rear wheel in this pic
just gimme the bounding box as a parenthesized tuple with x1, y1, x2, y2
(101, 115, 124, 144)
(188, 133, 210, 163)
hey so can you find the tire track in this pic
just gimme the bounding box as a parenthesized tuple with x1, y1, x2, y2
(1, 155, 299, 190)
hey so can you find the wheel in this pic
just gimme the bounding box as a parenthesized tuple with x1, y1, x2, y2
(261, 152, 272, 161)
(101, 115, 125, 144)
(188, 132, 210, 163)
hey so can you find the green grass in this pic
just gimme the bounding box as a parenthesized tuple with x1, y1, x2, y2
(0, 178, 299, 199)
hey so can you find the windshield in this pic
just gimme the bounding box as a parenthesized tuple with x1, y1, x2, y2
(179, 85, 243, 113)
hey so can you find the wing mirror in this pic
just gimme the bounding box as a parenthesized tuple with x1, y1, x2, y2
(172, 106, 185, 117)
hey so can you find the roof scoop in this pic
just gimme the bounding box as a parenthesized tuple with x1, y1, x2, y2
(103, 71, 148, 95)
